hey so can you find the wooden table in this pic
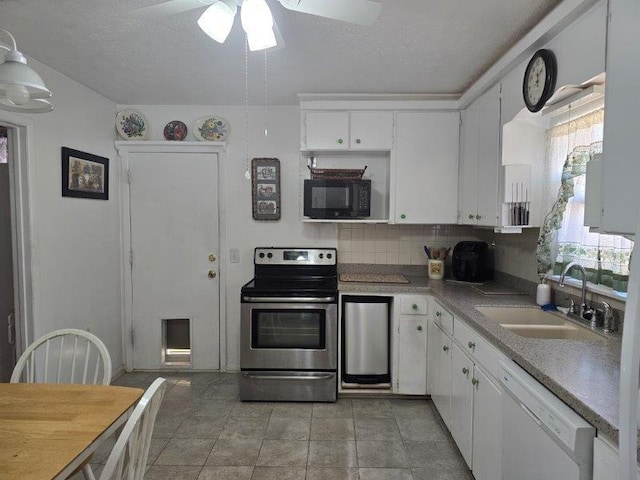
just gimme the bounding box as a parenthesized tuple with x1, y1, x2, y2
(0, 383, 143, 480)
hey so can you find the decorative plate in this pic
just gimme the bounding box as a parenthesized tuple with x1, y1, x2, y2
(193, 116, 230, 142)
(163, 120, 188, 141)
(115, 109, 149, 140)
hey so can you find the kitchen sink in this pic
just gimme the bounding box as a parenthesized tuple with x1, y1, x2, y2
(476, 306, 604, 341)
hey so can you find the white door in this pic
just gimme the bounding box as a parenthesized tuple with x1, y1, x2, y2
(397, 315, 427, 395)
(428, 320, 452, 427)
(459, 103, 479, 225)
(394, 112, 460, 224)
(450, 342, 473, 468)
(303, 111, 349, 150)
(349, 111, 394, 150)
(129, 152, 220, 370)
(472, 365, 502, 480)
(476, 84, 501, 227)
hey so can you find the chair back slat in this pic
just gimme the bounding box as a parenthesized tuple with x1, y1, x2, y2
(99, 378, 166, 480)
(11, 328, 112, 385)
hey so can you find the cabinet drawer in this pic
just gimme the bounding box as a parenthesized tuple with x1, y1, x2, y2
(400, 296, 428, 315)
(432, 300, 453, 335)
(454, 318, 503, 379)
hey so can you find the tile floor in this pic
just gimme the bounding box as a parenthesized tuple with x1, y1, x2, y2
(82, 372, 474, 480)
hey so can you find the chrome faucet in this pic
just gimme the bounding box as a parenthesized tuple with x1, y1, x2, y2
(559, 262, 594, 322)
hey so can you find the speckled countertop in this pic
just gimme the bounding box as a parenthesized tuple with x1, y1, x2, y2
(338, 264, 623, 443)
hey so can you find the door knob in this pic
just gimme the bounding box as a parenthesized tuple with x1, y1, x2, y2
(208, 270, 217, 279)
(209, 254, 217, 262)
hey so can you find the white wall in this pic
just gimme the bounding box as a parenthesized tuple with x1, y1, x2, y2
(119, 105, 337, 370)
(0, 59, 123, 370)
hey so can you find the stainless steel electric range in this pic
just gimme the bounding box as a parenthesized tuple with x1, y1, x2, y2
(240, 247, 338, 402)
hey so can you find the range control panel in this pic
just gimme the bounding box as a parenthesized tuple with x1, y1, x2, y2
(254, 247, 337, 266)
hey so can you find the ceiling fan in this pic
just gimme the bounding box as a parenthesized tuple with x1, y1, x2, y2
(134, 0, 382, 51)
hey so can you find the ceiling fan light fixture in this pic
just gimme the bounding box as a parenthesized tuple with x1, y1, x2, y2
(0, 29, 53, 113)
(241, 0, 277, 51)
(198, 0, 238, 43)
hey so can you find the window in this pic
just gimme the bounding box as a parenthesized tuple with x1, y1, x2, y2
(537, 107, 633, 294)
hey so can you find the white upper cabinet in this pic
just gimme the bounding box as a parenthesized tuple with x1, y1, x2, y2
(459, 85, 500, 226)
(302, 111, 394, 151)
(349, 111, 394, 150)
(393, 111, 460, 224)
(601, 0, 639, 234)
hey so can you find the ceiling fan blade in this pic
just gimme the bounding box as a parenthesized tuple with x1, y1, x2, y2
(277, 0, 381, 26)
(132, 0, 215, 19)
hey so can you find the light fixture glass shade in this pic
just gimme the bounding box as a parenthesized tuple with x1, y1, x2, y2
(0, 30, 52, 113)
(198, 0, 237, 44)
(246, 27, 277, 51)
(0, 97, 53, 113)
(241, 0, 277, 51)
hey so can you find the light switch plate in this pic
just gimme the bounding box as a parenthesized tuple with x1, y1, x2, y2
(230, 248, 240, 264)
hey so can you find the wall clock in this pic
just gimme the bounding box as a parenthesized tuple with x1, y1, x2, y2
(522, 49, 557, 112)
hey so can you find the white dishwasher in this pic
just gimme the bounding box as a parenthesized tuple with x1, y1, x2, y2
(500, 361, 595, 480)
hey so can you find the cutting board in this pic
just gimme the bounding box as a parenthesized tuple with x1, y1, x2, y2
(339, 273, 410, 284)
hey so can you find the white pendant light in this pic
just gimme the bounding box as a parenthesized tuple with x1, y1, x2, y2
(0, 30, 53, 113)
(241, 0, 277, 51)
(198, 0, 238, 44)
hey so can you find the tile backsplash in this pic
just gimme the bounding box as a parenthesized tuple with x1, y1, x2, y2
(337, 224, 483, 265)
(338, 224, 542, 285)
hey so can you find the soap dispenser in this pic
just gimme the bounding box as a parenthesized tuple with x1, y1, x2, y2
(536, 276, 551, 306)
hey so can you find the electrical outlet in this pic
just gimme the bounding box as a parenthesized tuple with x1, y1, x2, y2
(230, 248, 240, 264)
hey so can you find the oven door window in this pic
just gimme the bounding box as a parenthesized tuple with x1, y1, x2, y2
(252, 309, 326, 349)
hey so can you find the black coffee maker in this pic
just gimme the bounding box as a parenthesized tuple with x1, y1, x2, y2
(451, 241, 494, 282)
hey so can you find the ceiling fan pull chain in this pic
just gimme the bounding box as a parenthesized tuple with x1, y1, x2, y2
(244, 35, 251, 180)
(264, 49, 268, 138)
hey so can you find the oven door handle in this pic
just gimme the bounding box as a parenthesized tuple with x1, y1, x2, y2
(242, 372, 334, 381)
(242, 296, 336, 303)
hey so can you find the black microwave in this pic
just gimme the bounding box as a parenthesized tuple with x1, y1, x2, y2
(304, 179, 371, 219)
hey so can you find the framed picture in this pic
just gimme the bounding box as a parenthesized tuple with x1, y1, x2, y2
(252, 158, 280, 220)
(61, 147, 109, 200)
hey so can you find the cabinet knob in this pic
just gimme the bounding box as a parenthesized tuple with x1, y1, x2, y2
(435, 311, 441, 317)
(208, 270, 217, 279)
(443, 345, 449, 352)
(468, 214, 474, 219)
(337, 138, 344, 144)
(400, 213, 406, 219)
(462, 367, 469, 375)
(468, 341, 476, 349)
(476, 215, 482, 220)
(472, 378, 479, 386)
(417, 325, 423, 332)
(412, 304, 418, 310)
(355, 138, 362, 144)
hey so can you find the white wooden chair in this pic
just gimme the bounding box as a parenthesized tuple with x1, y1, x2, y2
(10, 328, 112, 385)
(11, 328, 113, 480)
(99, 378, 167, 480)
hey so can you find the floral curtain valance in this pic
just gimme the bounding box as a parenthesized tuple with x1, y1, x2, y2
(535, 108, 633, 293)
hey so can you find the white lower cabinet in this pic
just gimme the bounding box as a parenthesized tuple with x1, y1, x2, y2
(471, 365, 502, 480)
(427, 310, 504, 480)
(394, 295, 428, 395)
(593, 436, 640, 480)
(450, 343, 474, 467)
(428, 319, 452, 429)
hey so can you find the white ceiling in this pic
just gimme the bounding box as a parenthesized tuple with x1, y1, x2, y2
(0, 0, 562, 105)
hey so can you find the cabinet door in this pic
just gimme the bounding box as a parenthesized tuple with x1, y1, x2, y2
(475, 84, 501, 227)
(350, 111, 394, 150)
(601, 0, 640, 234)
(394, 112, 460, 223)
(397, 315, 427, 395)
(450, 343, 473, 468)
(304, 111, 349, 150)
(459, 103, 479, 225)
(428, 320, 452, 428)
(472, 365, 502, 480)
